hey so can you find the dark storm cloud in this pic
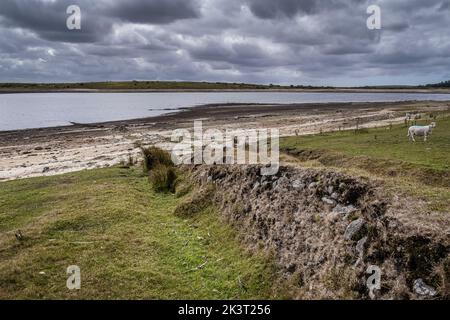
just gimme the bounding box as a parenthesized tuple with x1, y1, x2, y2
(107, 0, 201, 24)
(0, 0, 449, 86)
(0, 0, 201, 43)
(246, 0, 320, 19)
(0, 0, 110, 42)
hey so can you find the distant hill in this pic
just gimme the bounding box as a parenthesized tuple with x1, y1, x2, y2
(1, 80, 449, 92)
(0, 81, 334, 91)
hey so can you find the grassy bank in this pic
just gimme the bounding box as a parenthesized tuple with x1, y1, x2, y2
(280, 115, 450, 211)
(0, 167, 280, 299)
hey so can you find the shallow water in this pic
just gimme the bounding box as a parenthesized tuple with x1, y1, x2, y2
(1, 91, 450, 131)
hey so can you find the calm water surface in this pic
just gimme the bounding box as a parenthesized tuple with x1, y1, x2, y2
(1, 92, 450, 131)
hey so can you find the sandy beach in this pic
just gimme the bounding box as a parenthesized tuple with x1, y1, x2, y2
(1, 100, 449, 180)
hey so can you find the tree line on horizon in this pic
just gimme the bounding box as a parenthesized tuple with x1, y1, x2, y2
(424, 80, 450, 88)
(0, 80, 449, 90)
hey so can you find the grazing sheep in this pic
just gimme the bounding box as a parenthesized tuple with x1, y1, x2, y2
(407, 122, 436, 142)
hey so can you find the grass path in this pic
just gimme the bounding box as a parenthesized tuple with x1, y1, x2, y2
(0, 167, 279, 299)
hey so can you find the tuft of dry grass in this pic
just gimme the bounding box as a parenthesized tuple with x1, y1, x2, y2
(149, 164, 178, 193)
(140, 146, 173, 173)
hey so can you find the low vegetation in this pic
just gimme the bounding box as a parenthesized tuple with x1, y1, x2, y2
(141, 146, 177, 193)
(280, 114, 450, 212)
(140, 146, 174, 173)
(173, 185, 215, 218)
(0, 167, 281, 299)
(149, 165, 178, 193)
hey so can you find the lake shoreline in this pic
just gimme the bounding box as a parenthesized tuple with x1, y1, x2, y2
(3, 92, 450, 132)
(1, 100, 449, 180)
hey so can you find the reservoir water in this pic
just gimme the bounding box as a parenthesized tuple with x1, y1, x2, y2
(1, 91, 450, 131)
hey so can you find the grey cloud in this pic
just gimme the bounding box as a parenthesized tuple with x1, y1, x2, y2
(246, 0, 319, 19)
(0, 0, 449, 86)
(0, 0, 111, 43)
(107, 0, 201, 24)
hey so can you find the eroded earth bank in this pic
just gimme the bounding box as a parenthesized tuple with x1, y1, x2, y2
(180, 164, 449, 299)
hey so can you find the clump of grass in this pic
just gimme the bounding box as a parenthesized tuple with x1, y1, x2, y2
(140, 146, 178, 193)
(149, 164, 178, 193)
(140, 146, 173, 173)
(173, 185, 215, 218)
(175, 181, 193, 198)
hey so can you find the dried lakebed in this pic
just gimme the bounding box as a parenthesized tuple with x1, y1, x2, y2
(1, 100, 448, 181)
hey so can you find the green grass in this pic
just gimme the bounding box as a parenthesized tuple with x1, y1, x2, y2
(281, 116, 450, 172)
(280, 115, 450, 212)
(0, 167, 280, 299)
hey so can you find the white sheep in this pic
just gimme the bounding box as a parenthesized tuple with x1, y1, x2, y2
(407, 122, 436, 142)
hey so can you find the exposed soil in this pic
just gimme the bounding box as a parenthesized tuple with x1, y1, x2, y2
(180, 164, 449, 299)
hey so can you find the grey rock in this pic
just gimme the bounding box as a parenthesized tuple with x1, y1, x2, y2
(308, 182, 317, 189)
(356, 236, 368, 256)
(344, 219, 366, 241)
(327, 186, 334, 194)
(354, 236, 368, 267)
(330, 192, 340, 200)
(322, 197, 336, 205)
(413, 279, 437, 297)
(42, 166, 50, 173)
(292, 180, 305, 190)
(333, 204, 357, 215)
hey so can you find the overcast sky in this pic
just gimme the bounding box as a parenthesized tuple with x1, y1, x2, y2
(0, 0, 449, 86)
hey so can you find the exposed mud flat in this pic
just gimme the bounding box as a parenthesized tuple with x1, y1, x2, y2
(1, 101, 448, 181)
(184, 165, 449, 299)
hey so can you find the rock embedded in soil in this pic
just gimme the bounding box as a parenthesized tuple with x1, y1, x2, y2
(321, 197, 336, 206)
(344, 218, 366, 241)
(413, 279, 437, 297)
(333, 204, 357, 215)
